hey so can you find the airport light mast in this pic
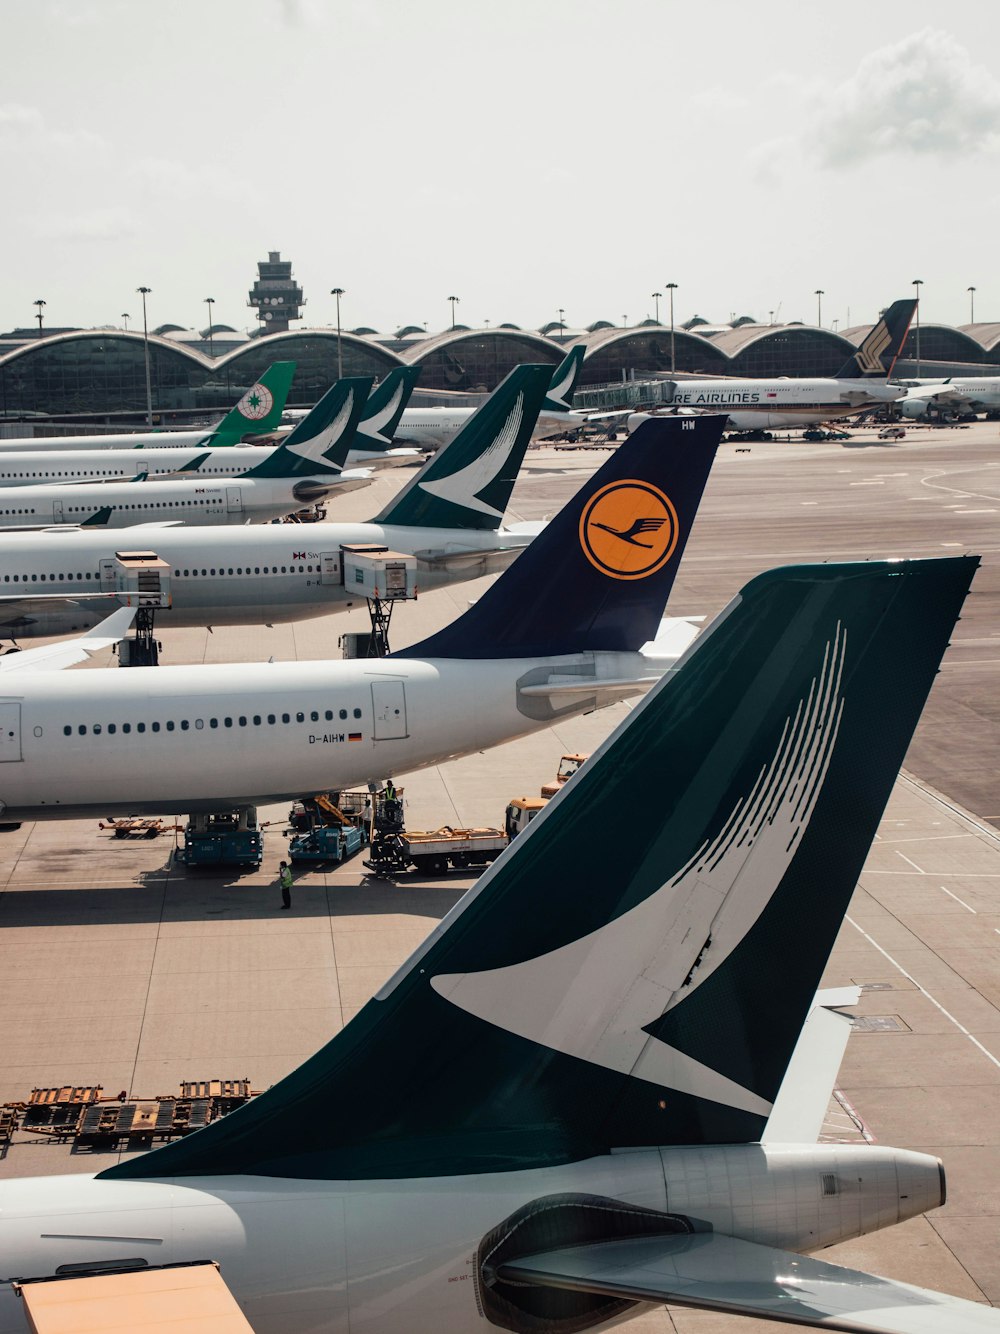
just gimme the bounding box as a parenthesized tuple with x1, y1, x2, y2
(137, 286, 153, 426)
(651, 291, 662, 324)
(814, 289, 824, 328)
(912, 279, 923, 377)
(204, 297, 215, 358)
(33, 299, 46, 337)
(330, 287, 345, 378)
(448, 295, 460, 330)
(558, 307, 565, 342)
(121, 313, 130, 333)
(665, 282, 678, 372)
(968, 285, 976, 323)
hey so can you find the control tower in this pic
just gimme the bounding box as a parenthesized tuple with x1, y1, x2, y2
(247, 250, 305, 334)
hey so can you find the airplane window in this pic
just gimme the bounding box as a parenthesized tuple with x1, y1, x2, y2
(282, 713, 290, 724)
(339, 709, 347, 720)
(325, 710, 333, 721)
(166, 721, 175, 731)
(31, 575, 36, 582)
(296, 711, 305, 723)
(108, 724, 116, 735)
(63, 725, 71, 736)
(267, 714, 276, 724)
(181, 720, 189, 730)
(211, 569, 216, 576)
(353, 708, 362, 719)
(253, 715, 261, 725)
(310, 711, 319, 722)
(93, 725, 101, 735)
(152, 722, 160, 732)
(123, 723, 131, 734)
(254, 567, 260, 575)
(137, 722, 145, 733)
(210, 718, 218, 729)
(281, 566, 287, 573)
(78, 725, 86, 735)
(195, 719, 204, 729)
(239, 716, 247, 726)
(223, 717, 233, 728)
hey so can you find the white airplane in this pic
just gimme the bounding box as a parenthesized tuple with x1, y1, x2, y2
(0, 414, 724, 823)
(627, 299, 917, 433)
(0, 361, 297, 451)
(395, 344, 589, 449)
(0, 364, 555, 642)
(0, 553, 989, 1334)
(0, 366, 420, 487)
(898, 375, 1000, 420)
(0, 378, 375, 531)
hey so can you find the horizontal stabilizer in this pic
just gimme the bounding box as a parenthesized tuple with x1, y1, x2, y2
(0, 605, 136, 672)
(762, 986, 861, 1144)
(498, 1230, 1000, 1332)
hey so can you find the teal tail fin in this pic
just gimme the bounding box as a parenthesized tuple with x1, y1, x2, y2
(355, 366, 422, 452)
(240, 377, 372, 479)
(373, 364, 551, 530)
(209, 361, 297, 445)
(101, 554, 976, 1183)
(542, 344, 585, 413)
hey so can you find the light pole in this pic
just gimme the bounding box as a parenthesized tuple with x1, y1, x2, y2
(204, 297, 215, 357)
(968, 285, 976, 324)
(651, 291, 662, 324)
(558, 308, 565, 343)
(33, 299, 46, 337)
(814, 289, 824, 327)
(447, 295, 460, 330)
(121, 313, 130, 333)
(484, 318, 490, 330)
(330, 288, 345, 378)
(912, 279, 923, 376)
(665, 282, 678, 373)
(137, 286, 153, 426)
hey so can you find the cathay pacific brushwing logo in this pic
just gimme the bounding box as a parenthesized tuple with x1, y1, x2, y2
(545, 352, 578, 410)
(418, 390, 524, 518)
(580, 480, 679, 580)
(287, 391, 354, 469)
(358, 381, 404, 447)
(238, 382, 274, 420)
(431, 626, 847, 1118)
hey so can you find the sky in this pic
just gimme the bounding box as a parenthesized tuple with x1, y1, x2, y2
(3, 0, 1000, 338)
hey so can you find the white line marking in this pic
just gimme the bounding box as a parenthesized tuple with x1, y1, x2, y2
(847, 916, 1000, 1072)
(940, 886, 976, 913)
(896, 850, 925, 873)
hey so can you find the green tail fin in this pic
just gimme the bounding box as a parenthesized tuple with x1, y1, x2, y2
(209, 361, 297, 445)
(101, 554, 976, 1183)
(374, 364, 550, 530)
(240, 377, 372, 479)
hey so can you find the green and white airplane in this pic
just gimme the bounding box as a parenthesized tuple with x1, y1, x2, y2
(0, 552, 987, 1333)
(0, 361, 297, 451)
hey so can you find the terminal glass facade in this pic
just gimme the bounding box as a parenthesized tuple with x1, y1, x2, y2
(411, 334, 560, 392)
(226, 336, 401, 404)
(580, 332, 727, 385)
(725, 330, 850, 378)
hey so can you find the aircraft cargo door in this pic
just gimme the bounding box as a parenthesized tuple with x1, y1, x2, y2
(371, 680, 407, 740)
(0, 704, 22, 761)
(226, 487, 243, 514)
(320, 551, 341, 584)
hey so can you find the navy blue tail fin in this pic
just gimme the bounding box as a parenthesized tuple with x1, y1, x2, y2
(104, 554, 976, 1182)
(406, 415, 723, 659)
(835, 299, 916, 378)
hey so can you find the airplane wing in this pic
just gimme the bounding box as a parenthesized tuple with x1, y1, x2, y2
(0, 606, 135, 673)
(412, 542, 535, 569)
(497, 1231, 1000, 1332)
(518, 675, 658, 703)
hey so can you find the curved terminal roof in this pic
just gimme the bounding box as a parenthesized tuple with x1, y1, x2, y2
(578, 325, 728, 382)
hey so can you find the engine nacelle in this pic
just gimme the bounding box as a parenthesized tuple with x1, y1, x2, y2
(901, 398, 931, 419)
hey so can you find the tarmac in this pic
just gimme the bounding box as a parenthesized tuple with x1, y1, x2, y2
(0, 419, 998, 1332)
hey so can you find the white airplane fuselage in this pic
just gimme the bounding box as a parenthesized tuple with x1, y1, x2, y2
(0, 444, 409, 486)
(0, 647, 670, 821)
(397, 407, 580, 451)
(0, 470, 371, 530)
(0, 428, 224, 452)
(899, 377, 1000, 419)
(0, 1144, 944, 1334)
(0, 522, 535, 638)
(628, 378, 901, 433)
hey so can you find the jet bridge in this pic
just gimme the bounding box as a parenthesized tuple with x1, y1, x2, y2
(99, 551, 172, 667)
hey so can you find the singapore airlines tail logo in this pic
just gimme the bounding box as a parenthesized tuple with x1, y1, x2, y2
(854, 321, 892, 375)
(580, 479, 679, 580)
(237, 382, 274, 421)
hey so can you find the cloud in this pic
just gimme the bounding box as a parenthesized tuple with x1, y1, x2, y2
(817, 28, 1000, 166)
(39, 207, 137, 242)
(0, 104, 45, 139)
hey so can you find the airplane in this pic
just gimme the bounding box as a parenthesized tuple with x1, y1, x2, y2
(626, 298, 917, 433)
(898, 375, 1000, 420)
(0, 414, 724, 822)
(0, 553, 989, 1334)
(0, 361, 297, 451)
(0, 378, 376, 531)
(394, 344, 589, 449)
(0, 364, 556, 641)
(0, 366, 420, 487)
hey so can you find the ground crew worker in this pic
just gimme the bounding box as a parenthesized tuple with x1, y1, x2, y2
(279, 860, 293, 910)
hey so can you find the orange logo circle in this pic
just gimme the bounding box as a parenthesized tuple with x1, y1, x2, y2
(579, 480, 679, 580)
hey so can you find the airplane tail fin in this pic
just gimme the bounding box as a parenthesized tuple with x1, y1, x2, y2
(405, 414, 722, 659)
(835, 299, 916, 378)
(209, 361, 297, 445)
(373, 364, 551, 531)
(355, 366, 422, 452)
(240, 377, 372, 478)
(103, 553, 975, 1182)
(542, 344, 586, 413)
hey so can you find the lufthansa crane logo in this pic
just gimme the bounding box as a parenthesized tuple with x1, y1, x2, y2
(579, 480, 680, 580)
(238, 383, 274, 421)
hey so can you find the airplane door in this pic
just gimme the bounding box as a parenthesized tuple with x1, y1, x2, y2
(52, 498, 65, 523)
(99, 559, 117, 592)
(320, 551, 341, 585)
(0, 704, 22, 761)
(226, 487, 243, 513)
(371, 680, 407, 740)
